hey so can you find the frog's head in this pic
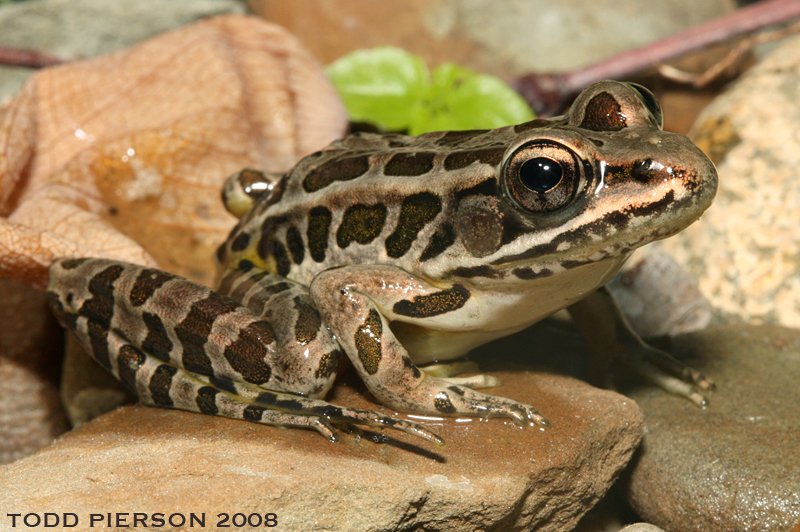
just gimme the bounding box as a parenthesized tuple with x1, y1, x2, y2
(456, 80, 717, 280)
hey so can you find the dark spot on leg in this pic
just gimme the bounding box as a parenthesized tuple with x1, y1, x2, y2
(141, 311, 173, 361)
(434, 392, 456, 414)
(393, 284, 471, 318)
(129, 268, 177, 307)
(149, 364, 178, 408)
(315, 349, 342, 380)
(196, 386, 219, 415)
(117, 345, 146, 389)
(176, 293, 239, 376)
(243, 404, 266, 421)
(223, 321, 275, 385)
(209, 376, 238, 395)
(355, 309, 382, 375)
(385, 192, 442, 258)
(293, 297, 321, 345)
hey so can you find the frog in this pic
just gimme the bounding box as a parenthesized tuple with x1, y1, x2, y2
(46, 81, 717, 446)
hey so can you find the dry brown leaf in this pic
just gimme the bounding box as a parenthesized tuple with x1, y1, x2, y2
(0, 14, 347, 289)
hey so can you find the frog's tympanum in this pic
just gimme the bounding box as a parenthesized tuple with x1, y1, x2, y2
(47, 81, 717, 445)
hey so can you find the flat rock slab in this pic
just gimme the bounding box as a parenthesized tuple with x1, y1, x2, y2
(0, 369, 643, 532)
(627, 325, 800, 532)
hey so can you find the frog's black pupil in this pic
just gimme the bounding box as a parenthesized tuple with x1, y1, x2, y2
(519, 157, 562, 192)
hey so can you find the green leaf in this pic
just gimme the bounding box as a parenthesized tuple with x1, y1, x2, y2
(326, 47, 428, 131)
(327, 48, 534, 134)
(413, 62, 534, 135)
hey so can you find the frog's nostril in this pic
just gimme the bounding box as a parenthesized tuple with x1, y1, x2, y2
(631, 158, 662, 183)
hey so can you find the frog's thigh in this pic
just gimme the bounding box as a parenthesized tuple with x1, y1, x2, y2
(309, 265, 547, 426)
(218, 264, 344, 398)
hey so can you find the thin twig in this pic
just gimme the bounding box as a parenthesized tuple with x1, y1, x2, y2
(514, 0, 800, 115)
(0, 47, 65, 69)
(658, 18, 800, 87)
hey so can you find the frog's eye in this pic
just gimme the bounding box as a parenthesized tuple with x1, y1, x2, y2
(222, 169, 283, 218)
(626, 83, 663, 129)
(503, 141, 586, 213)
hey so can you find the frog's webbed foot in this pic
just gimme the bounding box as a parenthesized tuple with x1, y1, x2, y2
(569, 286, 714, 407)
(184, 373, 444, 445)
(421, 360, 500, 390)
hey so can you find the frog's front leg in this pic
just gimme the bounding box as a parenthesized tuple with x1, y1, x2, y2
(568, 286, 714, 406)
(309, 265, 548, 427)
(47, 258, 441, 444)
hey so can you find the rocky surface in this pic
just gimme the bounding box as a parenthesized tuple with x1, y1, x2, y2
(0, 364, 644, 532)
(658, 33, 800, 329)
(0, 0, 247, 101)
(626, 325, 800, 532)
(0, 279, 69, 465)
(252, 0, 735, 77)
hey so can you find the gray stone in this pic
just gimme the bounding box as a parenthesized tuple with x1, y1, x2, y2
(660, 33, 800, 329)
(609, 247, 714, 338)
(626, 325, 800, 532)
(0, 0, 246, 100)
(619, 525, 666, 532)
(0, 367, 643, 532)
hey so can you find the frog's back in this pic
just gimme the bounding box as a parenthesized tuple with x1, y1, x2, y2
(226, 125, 538, 284)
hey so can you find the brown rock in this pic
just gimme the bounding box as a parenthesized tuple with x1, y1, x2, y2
(0, 367, 643, 532)
(626, 325, 800, 532)
(0, 279, 69, 465)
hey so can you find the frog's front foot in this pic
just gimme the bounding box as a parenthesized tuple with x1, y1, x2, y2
(427, 382, 550, 427)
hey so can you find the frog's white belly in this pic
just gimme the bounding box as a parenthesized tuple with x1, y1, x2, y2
(394, 256, 627, 364)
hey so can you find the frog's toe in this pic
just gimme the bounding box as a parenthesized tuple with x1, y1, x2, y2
(627, 347, 713, 407)
(317, 405, 444, 446)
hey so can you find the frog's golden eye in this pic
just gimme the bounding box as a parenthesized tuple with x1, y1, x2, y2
(503, 141, 586, 213)
(626, 83, 663, 129)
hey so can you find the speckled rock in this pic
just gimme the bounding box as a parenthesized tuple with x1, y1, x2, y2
(0, 0, 246, 101)
(0, 364, 643, 532)
(626, 325, 800, 532)
(658, 33, 800, 329)
(619, 525, 666, 532)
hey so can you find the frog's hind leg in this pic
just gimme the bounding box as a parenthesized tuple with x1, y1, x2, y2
(47, 258, 441, 445)
(119, 339, 440, 444)
(217, 260, 347, 399)
(421, 361, 500, 389)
